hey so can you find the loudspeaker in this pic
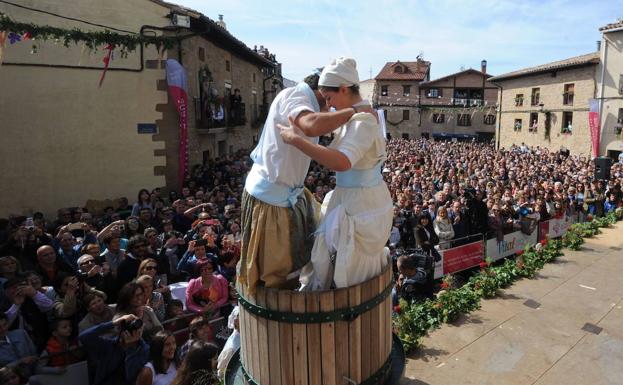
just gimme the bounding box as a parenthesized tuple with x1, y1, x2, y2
(594, 157, 612, 180)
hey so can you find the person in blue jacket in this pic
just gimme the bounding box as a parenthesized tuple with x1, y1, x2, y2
(79, 313, 149, 385)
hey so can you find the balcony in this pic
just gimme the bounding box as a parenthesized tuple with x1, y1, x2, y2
(194, 98, 246, 131)
(453, 98, 483, 106)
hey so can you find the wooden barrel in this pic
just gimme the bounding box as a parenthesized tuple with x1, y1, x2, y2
(237, 264, 393, 385)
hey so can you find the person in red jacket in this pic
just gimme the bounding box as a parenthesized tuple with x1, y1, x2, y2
(42, 318, 83, 368)
(185, 258, 229, 317)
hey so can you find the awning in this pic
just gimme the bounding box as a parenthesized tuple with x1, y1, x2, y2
(432, 133, 478, 139)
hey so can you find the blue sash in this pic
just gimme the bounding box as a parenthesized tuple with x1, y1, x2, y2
(336, 163, 383, 188)
(245, 169, 303, 208)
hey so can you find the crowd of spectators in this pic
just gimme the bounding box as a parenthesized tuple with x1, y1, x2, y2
(1, 139, 622, 385)
(0, 152, 250, 385)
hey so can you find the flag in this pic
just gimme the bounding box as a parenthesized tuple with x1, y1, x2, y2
(588, 99, 600, 158)
(166, 59, 189, 188)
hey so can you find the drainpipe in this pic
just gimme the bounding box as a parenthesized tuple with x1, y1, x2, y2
(490, 81, 503, 150)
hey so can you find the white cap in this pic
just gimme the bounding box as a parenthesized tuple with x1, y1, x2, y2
(319, 57, 359, 87)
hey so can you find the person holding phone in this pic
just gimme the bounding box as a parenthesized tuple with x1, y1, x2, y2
(176, 239, 215, 279)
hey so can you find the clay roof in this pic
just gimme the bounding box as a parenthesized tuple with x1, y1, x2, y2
(420, 68, 493, 86)
(599, 19, 623, 32)
(488, 52, 599, 82)
(148, 0, 274, 67)
(374, 60, 430, 81)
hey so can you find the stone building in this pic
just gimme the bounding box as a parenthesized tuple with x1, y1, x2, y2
(373, 59, 430, 139)
(598, 20, 623, 159)
(0, 0, 280, 217)
(489, 53, 600, 156)
(156, 2, 281, 190)
(359, 78, 375, 102)
(418, 63, 497, 142)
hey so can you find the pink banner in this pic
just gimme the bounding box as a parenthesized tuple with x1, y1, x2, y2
(442, 241, 485, 275)
(166, 60, 189, 188)
(589, 99, 600, 157)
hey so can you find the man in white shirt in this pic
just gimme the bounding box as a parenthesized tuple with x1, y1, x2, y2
(239, 72, 367, 293)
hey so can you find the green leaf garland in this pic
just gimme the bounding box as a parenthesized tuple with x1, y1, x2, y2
(0, 13, 176, 52)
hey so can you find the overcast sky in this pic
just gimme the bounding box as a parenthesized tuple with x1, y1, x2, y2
(177, 0, 621, 82)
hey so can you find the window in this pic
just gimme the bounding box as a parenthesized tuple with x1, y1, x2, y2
(403, 109, 410, 120)
(484, 114, 496, 125)
(562, 112, 573, 134)
(394, 66, 404, 74)
(253, 73, 256, 83)
(616, 108, 623, 135)
(226, 60, 231, 72)
(563, 83, 574, 105)
(402, 133, 410, 139)
(198, 47, 205, 62)
(515, 94, 524, 107)
(619, 74, 623, 95)
(529, 112, 538, 132)
(381, 85, 388, 96)
(427, 88, 440, 98)
(432, 113, 445, 123)
(514, 119, 522, 131)
(531, 88, 540, 106)
(403, 85, 411, 97)
(383, 109, 388, 121)
(458, 114, 471, 126)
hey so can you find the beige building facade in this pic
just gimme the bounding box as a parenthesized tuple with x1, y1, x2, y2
(598, 21, 623, 159)
(418, 66, 497, 141)
(489, 53, 599, 156)
(373, 60, 430, 139)
(0, 0, 279, 218)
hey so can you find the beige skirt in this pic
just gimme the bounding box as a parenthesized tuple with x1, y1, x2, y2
(238, 188, 317, 294)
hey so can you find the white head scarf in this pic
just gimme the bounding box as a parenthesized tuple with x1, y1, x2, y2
(319, 57, 359, 87)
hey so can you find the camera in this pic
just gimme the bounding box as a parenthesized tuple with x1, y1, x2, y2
(400, 269, 428, 303)
(25, 217, 35, 231)
(77, 271, 90, 281)
(121, 318, 143, 333)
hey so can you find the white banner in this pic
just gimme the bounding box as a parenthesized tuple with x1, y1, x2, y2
(486, 229, 538, 261)
(547, 215, 574, 238)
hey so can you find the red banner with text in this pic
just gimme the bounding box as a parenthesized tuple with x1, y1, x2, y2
(442, 241, 485, 275)
(589, 99, 600, 157)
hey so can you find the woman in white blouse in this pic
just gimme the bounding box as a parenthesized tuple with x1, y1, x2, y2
(433, 206, 455, 249)
(280, 57, 393, 290)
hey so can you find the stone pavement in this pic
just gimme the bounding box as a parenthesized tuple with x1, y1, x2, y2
(400, 222, 623, 385)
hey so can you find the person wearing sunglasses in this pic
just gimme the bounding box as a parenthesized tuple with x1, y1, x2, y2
(76, 254, 116, 302)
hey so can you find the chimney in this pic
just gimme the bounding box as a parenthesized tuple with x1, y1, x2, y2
(481, 59, 487, 74)
(216, 14, 226, 29)
(596, 40, 601, 52)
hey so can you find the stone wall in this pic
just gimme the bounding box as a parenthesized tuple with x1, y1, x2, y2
(496, 65, 597, 155)
(0, 0, 170, 217)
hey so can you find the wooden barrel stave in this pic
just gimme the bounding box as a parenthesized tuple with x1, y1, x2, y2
(238, 263, 393, 385)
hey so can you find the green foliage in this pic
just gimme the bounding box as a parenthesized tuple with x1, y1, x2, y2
(0, 13, 177, 52)
(394, 213, 620, 353)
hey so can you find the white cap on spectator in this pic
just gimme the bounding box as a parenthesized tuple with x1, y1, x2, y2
(228, 306, 239, 329)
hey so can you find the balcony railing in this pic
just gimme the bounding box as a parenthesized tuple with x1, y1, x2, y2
(194, 98, 246, 130)
(453, 98, 483, 106)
